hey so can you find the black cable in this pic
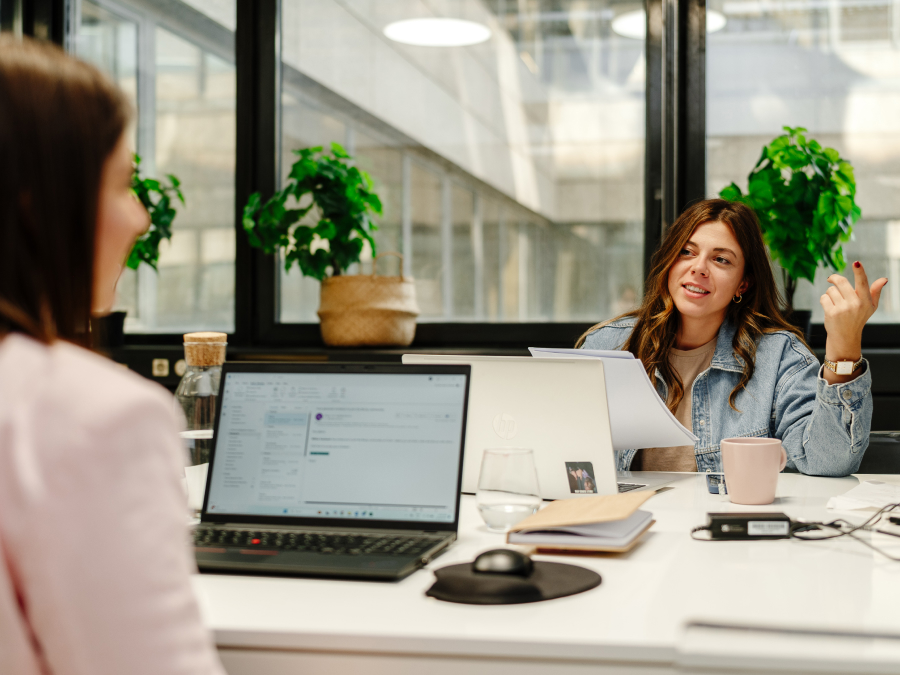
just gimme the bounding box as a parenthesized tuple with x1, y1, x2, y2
(789, 502, 900, 561)
(790, 502, 900, 540)
(690, 525, 712, 541)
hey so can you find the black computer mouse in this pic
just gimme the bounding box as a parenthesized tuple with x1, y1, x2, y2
(472, 549, 534, 576)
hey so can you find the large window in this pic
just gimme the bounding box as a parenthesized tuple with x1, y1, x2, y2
(73, 0, 237, 333)
(707, 0, 900, 322)
(21, 0, 893, 347)
(275, 0, 646, 326)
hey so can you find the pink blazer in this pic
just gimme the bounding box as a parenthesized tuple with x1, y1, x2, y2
(0, 334, 225, 675)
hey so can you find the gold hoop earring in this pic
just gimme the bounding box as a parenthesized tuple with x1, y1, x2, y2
(733, 293, 743, 304)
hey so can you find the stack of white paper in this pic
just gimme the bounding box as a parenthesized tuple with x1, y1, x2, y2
(529, 347, 698, 450)
(826, 480, 900, 511)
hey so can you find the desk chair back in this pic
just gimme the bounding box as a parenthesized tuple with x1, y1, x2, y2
(858, 432, 900, 473)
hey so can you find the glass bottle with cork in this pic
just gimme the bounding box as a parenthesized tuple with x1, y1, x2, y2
(175, 331, 226, 466)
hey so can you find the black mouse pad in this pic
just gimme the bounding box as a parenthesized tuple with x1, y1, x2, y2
(425, 561, 601, 605)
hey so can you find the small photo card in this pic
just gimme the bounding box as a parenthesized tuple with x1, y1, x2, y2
(706, 473, 728, 495)
(566, 461, 598, 494)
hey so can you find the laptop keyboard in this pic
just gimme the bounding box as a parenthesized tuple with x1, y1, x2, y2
(193, 528, 441, 557)
(617, 483, 644, 493)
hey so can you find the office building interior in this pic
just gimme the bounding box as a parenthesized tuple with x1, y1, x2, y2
(4, 0, 900, 673)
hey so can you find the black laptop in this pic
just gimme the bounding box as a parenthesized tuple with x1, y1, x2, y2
(193, 362, 471, 581)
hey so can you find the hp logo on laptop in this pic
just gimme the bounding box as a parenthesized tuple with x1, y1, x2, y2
(492, 413, 518, 440)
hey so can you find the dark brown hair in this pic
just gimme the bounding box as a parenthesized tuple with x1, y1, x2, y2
(0, 36, 130, 345)
(576, 198, 805, 411)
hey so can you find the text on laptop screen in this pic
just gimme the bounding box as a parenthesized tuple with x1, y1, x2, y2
(206, 372, 467, 523)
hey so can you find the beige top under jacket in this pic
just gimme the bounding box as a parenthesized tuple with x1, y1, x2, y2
(638, 337, 717, 472)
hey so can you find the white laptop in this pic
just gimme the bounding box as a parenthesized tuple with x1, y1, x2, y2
(402, 355, 678, 499)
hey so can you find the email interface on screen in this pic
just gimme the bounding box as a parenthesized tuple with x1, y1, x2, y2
(206, 372, 467, 523)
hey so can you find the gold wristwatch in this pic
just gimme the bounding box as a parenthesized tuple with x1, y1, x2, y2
(823, 356, 864, 375)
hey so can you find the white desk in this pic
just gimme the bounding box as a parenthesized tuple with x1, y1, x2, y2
(194, 473, 900, 674)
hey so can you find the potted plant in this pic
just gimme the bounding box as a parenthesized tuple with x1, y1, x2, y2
(127, 155, 184, 271)
(242, 143, 419, 347)
(95, 156, 184, 348)
(719, 126, 861, 335)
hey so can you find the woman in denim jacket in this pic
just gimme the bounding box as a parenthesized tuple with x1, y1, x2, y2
(578, 199, 886, 476)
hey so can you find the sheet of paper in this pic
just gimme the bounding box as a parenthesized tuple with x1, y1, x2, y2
(185, 462, 209, 512)
(853, 474, 900, 487)
(529, 347, 699, 450)
(826, 480, 900, 511)
(530, 347, 636, 360)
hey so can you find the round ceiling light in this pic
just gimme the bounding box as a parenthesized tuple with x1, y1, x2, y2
(706, 10, 727, 33)
(611, 10, 727, 39)
(610, 10, 646, 40)
(383, 18, 492, 47)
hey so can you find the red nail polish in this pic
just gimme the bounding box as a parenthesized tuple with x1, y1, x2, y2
(854, 261, 861, 268)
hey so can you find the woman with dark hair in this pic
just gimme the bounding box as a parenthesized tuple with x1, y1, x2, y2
(0, 38, 225, 674)
(578, 198, 886, 476)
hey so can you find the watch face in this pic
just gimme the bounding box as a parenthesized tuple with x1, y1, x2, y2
(836, 361, 853, 375)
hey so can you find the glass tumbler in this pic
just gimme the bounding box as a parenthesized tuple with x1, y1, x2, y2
(476, 448, 542, 532)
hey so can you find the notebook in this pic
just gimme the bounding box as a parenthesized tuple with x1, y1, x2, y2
(194, 362, 470, 580)
(507, 491, 656, 552)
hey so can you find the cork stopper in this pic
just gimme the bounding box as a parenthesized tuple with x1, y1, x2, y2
(183, 332, 227, 367)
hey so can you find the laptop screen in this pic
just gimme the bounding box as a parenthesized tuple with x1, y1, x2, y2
(204, 369, 468, 525)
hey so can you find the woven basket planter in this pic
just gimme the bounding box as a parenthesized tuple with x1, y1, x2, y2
(317, 253, 420, 347)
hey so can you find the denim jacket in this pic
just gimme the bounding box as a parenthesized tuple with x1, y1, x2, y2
(581, 318, 872, 476)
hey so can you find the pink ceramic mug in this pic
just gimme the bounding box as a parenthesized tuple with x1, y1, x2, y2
(720, 437, 787, 505)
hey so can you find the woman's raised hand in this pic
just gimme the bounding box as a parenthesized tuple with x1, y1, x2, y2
(820, 261, 887, 371)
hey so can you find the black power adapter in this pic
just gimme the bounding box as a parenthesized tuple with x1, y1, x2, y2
(692, 505, 900, 561)
(706, 512, 792, 540)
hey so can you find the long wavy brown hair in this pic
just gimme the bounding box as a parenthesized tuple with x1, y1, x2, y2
(576, 198, 805, 412)
(0, 36, 130, 346)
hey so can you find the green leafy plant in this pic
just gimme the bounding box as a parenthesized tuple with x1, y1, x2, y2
(719, 126, 860, 309)
(127, 155, 184, 270)
(242, 142, 381, 280)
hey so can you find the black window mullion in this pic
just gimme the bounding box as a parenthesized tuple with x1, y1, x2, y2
(252, 321, 595, 351)
(234, 0, 277, 347)
(677, 0, 706, 213)
(658, 0, 706, 234)
(644, 0, 664, 275)
(0, 1, 15, 33)
(15, 0, 65, 44)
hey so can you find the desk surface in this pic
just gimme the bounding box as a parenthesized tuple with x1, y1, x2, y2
(194, 473, 900, 673)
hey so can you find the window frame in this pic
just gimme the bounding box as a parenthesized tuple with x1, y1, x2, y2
(244, 0, 670, 350)
(29, 0, 893, 351)
(58, 0, 239, 337)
